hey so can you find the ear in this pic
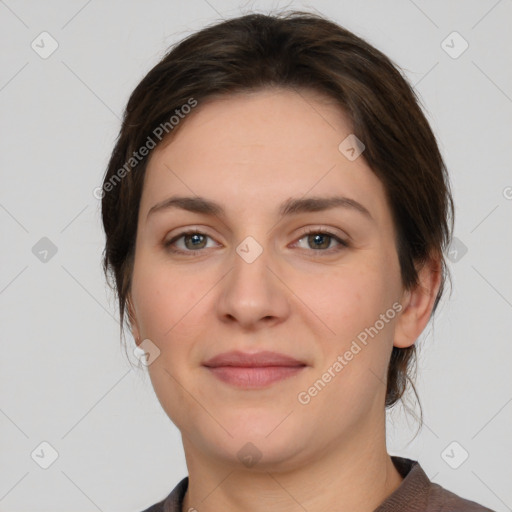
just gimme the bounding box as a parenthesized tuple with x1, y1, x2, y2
(126, 294, 141, 347)
(394, 255, 442, 348)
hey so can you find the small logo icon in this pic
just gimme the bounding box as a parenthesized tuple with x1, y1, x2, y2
(32, 237, 58, 263)
(441, 441, 469, 469)
(236, 236, 263, 264)
(134, 339, 161, 366)
(338, 134, 365, 161)
(441, 31, 469, 59)
(446, 236, 468, 263)
(31, 31, 59, 59)
(237, 442, 262, 468)
(31, 441, 59, 469)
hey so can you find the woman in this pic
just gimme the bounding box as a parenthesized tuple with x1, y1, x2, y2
(100, 11, 495, 512)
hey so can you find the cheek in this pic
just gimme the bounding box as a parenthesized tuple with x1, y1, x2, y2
(131, 251, 210, 339)
(298, 261, 394, 339)
(300, 259, 400, 389)
(131, 257, 209, 428)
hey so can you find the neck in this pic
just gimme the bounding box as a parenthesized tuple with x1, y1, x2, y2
(181, 415, 403, 512)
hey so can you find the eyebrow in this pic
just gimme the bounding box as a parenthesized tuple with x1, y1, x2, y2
(146, 195, 373, 221)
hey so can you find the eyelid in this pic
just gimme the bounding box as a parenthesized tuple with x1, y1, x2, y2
(164, 226, 219, 249)
(294, 225, 349, 243)
(291, 226, 349, 252)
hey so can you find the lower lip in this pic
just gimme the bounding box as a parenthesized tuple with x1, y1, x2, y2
(205, 366, 305, 388)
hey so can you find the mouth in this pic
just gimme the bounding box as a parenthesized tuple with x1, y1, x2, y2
(202, 350, 307, 389)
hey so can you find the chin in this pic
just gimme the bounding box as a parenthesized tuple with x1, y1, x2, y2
(209, 413, 308, 461)
(206, 433, 308, 473)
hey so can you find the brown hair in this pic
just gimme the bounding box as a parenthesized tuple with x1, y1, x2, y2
(101, 11, 453, 412)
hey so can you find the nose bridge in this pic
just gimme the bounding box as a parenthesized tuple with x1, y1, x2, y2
(230, 233, 273, 297)
(216, 231, 288, 326)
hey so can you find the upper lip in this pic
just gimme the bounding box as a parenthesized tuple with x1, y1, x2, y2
(203, 350, 306, 368)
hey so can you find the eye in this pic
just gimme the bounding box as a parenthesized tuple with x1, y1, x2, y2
(164, 230, 218, 254)
(164, 227, 349, 256)
(292, 228, 349, 253)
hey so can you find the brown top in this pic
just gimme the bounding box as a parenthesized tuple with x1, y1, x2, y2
(140, 456, 495, 512)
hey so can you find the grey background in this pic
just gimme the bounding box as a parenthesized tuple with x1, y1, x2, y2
(1, 0, 511, 511)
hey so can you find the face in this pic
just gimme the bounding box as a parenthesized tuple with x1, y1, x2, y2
(128, 88, 408, 471)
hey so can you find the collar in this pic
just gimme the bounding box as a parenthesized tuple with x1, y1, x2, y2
(158, 456, 444, 512)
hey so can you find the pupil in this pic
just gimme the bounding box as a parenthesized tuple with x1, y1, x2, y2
(310, 234, 329, 249)
(187, 234, 204, 249)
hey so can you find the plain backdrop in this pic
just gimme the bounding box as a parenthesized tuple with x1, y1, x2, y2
(1, 0, 511, 511)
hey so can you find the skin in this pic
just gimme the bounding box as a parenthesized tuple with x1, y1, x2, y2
(127, 87, 441, 512)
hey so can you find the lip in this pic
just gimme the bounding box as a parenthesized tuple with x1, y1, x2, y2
(203, 350, 305, 368)
(203, 350, 307, 389)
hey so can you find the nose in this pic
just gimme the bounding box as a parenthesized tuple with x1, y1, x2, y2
(216, 237, 291, 330)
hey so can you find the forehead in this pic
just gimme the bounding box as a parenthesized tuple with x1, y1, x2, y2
(156, 87, 350, 160)
(140, 88, 389, 223)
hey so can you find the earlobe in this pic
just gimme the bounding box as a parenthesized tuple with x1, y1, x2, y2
(394, 257, 442, 349)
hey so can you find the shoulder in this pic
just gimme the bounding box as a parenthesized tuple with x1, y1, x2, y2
(139, 501, 165, 512)
(378, 457, 496, 512)
(427, 480, 496, 512)
(139, 476, 189, 512)
(140, 464, 497, 512)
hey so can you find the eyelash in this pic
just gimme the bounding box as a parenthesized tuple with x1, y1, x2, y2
(164, 227, 349, 256)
